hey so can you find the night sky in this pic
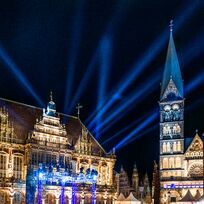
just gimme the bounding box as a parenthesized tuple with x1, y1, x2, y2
(0, 0, 204, 178)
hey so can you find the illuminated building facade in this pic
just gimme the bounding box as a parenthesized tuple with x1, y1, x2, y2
(117, 164, 151, 203)
(159, 24, 204, 203)
(0, 95, 116, 204)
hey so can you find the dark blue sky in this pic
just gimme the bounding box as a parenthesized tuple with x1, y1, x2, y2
(0, 0, 204, 176)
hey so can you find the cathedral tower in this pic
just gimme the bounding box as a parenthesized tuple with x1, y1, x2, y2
(159, 21, 184, 201)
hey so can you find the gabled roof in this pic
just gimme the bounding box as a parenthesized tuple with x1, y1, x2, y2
(116, 193, 126, 201)
(0, 97, 107, 155)
(179, 190, 195, 202)
(194, 190, 201, 201)
(161, 31, 183, 100)
(185, 133, 203, 155)
(126, 192, 140, 201)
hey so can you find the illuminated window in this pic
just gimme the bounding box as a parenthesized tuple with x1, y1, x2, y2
(163, 143, 167, 153)
(13, 155, 23, 179)
(173, 142, 177, 152)
(163, 125, 171, 135)
(177, 141, 181, 151)
(167, 142, 171, 152)
(163, 158, 168, 168)
(0, 152, 7, 177)
(175, 157, 181, 168)
(169, 158, 174, 168)
(101, 166, 107, 185)
(173, 124, 180, 134)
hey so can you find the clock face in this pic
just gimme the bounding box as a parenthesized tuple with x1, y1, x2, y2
(172, 104, 179, 110)
(164, 105, 171, 111)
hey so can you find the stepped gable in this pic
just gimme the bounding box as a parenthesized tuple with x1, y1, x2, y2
(0, 97, 106, 154)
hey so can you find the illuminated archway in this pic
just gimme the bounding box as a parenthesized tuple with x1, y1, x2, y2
(45, 193, 56, 204)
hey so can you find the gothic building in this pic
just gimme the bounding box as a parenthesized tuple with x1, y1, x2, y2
(159, 25, 204, 203)
(0, 95, 116, 204)
(117, 164, 151, 203)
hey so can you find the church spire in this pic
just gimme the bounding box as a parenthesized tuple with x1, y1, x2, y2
(160, 20, 183, 100)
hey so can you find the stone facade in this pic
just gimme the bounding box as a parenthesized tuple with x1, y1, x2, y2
(0, 96, 116, 204)
(159, 28, 204, 203)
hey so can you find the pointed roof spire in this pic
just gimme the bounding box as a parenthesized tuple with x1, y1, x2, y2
(169, 19, 173, 32)
(46, 91, 56, 116)
(133, 162, 137, 169)
(50, 91, 53, 101)
(160, 20, 183, 100)
(76, 103, 83, 118)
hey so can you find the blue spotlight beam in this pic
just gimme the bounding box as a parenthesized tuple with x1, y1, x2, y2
(64, 0, 84, 114)
(101, 110, 154, 145)
(96, 35, 112, 139)
(120, 124, 158, 150)
(181, 29, 204, 66)
(113, 67, 204, 150)
(85, 0, 200, 125)
(114, 93, 204, 151)
(68, 49, 99, 112)
(0, 46, 44, 107)
(68, 0, 131, 114)
(91, 25, 204, 135)
(90, 70, 160, 132)
(185, 69, 204, 94)
(114, 111, 158, 150)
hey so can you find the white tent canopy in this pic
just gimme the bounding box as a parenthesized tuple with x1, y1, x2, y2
(115, 192, 141, 204)
(125, 192, 141, 204)
(115, 193, 126, 204)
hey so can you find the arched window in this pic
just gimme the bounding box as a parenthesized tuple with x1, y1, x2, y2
(175, 124, 181, 133)
(173, 142, 177, 152)
(163, 158, 168, 169)
(175, 157, 181, 168)
(163, 125, 171, 135)
(172, 125, 177, 134)
(13, 154, 23, 179)
(101, 165, 107, 185)
(163, 143, 167, 153)
(177, 141, 181, 152)
(167, 142, 171, 152)
(169, 158, 174, 168)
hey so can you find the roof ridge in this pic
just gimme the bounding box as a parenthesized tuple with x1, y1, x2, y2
(0, 97, 77, 119)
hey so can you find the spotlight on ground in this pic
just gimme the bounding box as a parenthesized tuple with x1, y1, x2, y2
(0, 46, 44, 107)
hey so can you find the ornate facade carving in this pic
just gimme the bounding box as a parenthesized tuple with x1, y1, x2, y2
(0, 97, 116, 203)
